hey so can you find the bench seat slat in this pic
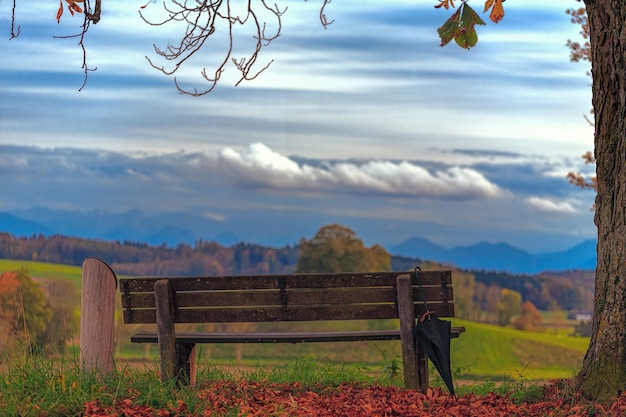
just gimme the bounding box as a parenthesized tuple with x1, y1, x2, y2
(131, 326, 466, 344)
(121, 287, 453, 309)
(124, 302, 454, 324)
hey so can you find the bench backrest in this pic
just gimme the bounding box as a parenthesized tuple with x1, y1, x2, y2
(120, 270, 454, 325)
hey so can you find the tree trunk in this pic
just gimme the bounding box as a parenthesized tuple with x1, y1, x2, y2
(577, 0, 626, 401)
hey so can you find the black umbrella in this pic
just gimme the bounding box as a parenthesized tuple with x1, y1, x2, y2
(412, 267, 455, 395)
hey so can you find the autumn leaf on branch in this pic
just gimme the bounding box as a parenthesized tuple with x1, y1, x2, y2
(56, 0, 84, 24)
(140, 0, 155, 10)
(437, 0, 506, 49)
(437, 2, 486, 49)
(483, 0, 505, 23)
(434, 0, 455, 10)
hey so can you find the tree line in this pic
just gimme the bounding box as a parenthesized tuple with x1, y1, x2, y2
(0, 225, 593, 309)
(0, 224, 594, 355)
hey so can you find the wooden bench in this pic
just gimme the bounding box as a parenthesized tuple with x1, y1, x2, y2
(119, 269, 464, 392)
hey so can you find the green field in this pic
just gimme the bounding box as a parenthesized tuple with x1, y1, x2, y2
(1, 259, 590, 382)
(449, 319, 588, 380)
(0, 258, 83, 287)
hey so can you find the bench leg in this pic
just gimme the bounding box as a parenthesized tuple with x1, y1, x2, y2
(155, 280, 177, 385)
(396, 274, 419, 390)
(177, 343, 196, 386)
(416, 340, 429, 393)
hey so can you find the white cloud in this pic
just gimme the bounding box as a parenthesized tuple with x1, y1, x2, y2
(125, 168, 150, 181)
(205, 143, 503, 199)
(525, 196, 578, 214)
(204, 212, 226, 222)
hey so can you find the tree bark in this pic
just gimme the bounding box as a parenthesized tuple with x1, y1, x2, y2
(577, 0, 626, 401)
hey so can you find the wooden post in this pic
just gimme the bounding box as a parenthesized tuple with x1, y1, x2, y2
(397, 273, 419, 390)
(80, 258, 117, 374)
(154, 279, 178, 384)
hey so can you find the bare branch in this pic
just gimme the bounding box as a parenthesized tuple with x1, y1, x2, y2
(10, 0, 21, 39)
(53, 0, 98, 91)
(8, 0, 333, 93)
(305, 0, 333, 29)
(582, 151, 595, 165)
(319, 0, 334, 29)
(86, 0, 102, 24)
(143, 0, 333, 95)
(567, 152, 597, 210)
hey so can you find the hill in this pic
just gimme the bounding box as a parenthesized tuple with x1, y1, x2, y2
(450, 319, 588, 380)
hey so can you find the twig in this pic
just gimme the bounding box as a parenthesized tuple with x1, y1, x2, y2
(10, 0, 21, 39)
(53, 0, 98, 91)
(143, 0, 287, 95)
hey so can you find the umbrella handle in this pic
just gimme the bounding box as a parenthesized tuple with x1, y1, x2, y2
(419, 311, 434, 323)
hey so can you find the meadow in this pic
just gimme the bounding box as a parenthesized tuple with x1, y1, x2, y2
(0, 258, 589, 383)
(2, 349, 610, 417)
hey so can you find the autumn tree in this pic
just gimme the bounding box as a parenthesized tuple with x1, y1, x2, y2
(513, 301, 542, 332)
(495, 288, 521, 327)
(296, 224, 391, 273)
(473, 282, 502, 324)
(43, 280, 80, 354)
(0, 268, 52, 352)
(0, 271, 21, 351)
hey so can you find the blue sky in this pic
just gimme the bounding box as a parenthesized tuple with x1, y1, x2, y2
(0, 1, 596, 252)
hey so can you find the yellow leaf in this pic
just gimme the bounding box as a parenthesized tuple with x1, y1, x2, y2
(56, 0, 63, 23)
(488, 0, 505, 23)
(435, 0, 455, 10)
(483, 0, 494, 13)
(490, 0, 504, 23)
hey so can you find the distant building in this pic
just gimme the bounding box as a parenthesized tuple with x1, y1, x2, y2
(569, 311, 593, 322)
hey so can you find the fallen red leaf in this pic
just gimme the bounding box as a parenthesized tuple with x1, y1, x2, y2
(80, 380, 626, 417)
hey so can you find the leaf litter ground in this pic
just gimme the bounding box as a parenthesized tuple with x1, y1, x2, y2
(83, 380, 626, 416)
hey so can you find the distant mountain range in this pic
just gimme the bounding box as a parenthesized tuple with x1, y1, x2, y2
(0, 208, 596, 274)
(389, 237, 596, 274)
(0, 207, 242, 247)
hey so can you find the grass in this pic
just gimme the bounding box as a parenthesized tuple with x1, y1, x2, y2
(0, 349, 393, 416)
(0, 259, 82, 288)
(1, 347, 559, 416)
(177, 319, 588, 382)
(450, 319, 587, 380)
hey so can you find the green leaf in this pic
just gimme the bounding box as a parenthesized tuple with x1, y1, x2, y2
(437, 8, 462, 47)
(437, 3, 486, 50)
(460, 3, 486, 27)
(454, 27, 478, 49)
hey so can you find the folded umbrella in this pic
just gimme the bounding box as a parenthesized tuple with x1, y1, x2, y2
(413, 311, 455, 395)
(412, 266, 455, 395)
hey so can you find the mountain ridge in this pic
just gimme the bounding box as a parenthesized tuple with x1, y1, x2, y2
(390, 237, 596, 274)
(1, 208, 595, 274)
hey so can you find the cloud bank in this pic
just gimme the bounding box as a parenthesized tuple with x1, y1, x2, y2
(0, 144, 596, 251)
(207, 143, 503, 199)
